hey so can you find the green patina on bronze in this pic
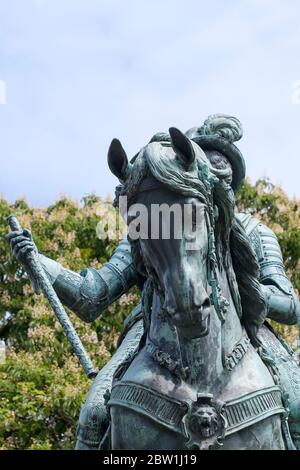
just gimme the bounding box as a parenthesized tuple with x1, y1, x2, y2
(6, 114, 300, 450)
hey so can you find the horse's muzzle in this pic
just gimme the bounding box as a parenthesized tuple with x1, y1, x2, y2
(172, 304, 211, 338)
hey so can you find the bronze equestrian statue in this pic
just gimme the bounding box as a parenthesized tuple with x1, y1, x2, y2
(6, 114, 300, 450)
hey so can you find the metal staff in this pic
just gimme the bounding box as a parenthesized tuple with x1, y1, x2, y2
(8, 215, 98, 379)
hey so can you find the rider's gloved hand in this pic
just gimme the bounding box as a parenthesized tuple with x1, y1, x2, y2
(6, 229, 37, 262)
(5, 229, 41, 294)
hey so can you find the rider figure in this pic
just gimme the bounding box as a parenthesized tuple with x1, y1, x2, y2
(7, 114, 300, 449)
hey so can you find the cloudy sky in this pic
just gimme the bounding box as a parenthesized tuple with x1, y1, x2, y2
(0, 0, 299, 206)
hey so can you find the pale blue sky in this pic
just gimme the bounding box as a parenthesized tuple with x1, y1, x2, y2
(0, 0, 299, 206)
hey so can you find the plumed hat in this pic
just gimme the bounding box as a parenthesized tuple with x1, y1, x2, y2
(186, 114, 246, 191)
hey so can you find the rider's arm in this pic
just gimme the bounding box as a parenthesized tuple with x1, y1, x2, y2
(238, 214, 299, 326)
(39, 238, 138, 323)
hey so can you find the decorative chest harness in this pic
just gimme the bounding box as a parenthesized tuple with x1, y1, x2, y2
(108, 381, 286, 449)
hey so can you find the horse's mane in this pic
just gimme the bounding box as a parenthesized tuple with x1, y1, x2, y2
(114, 136, 266, 345)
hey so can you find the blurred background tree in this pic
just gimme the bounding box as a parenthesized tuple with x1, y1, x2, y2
(0, 194, 139, 449)
(0, 178, 299, 449)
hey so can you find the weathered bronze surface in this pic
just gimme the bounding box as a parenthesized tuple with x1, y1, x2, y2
(6, 114, 300, 450)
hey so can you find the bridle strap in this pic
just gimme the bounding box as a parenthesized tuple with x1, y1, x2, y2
(204, 209, 230, 323)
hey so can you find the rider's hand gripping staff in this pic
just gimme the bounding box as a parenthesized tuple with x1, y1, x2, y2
(7, 215, 98, 379)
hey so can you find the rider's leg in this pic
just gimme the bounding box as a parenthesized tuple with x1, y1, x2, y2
(258, 324, 300, 449)
(75, 396, 108, 450)
(75, 319, 144, 450)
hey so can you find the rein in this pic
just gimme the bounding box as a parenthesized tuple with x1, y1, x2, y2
(204, 208, 230, 323)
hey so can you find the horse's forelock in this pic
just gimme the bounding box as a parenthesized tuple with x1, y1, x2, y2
(115, 140, 215, 207)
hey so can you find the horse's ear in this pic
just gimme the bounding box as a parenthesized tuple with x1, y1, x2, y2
(169, 127, 195, 169)
(107, 138, 128, 181)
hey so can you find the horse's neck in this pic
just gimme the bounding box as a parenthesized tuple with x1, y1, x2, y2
(148, 267, 243, 392)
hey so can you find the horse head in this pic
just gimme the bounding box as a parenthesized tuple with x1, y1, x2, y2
(108, 128, 221, 339)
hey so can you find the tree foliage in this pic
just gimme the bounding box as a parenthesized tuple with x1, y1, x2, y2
(0, 195, 139, 449)
(0, 179, 299, 449)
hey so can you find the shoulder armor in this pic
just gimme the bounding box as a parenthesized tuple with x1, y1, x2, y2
(245, 218, 292, 295)
(96, 238, 137, 298)
(236, 212, 260, 236)
(103, 238, 136, 290)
